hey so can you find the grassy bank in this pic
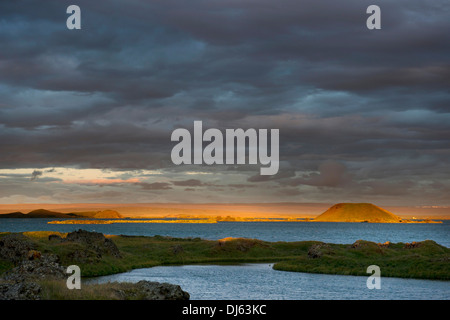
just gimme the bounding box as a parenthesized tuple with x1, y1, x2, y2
(1, 231, 449, 280)
(273, 240, 450, 280)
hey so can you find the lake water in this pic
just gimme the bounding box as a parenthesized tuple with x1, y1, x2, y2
(89, 263, 450, 300)
(0, 219, 449, 247)
(2, 218, 449, 300)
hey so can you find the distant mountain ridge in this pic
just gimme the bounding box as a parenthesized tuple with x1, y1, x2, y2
(74, 210, 123, 219)
(0, 209, 123, 219)
(314, 203, 402, 223)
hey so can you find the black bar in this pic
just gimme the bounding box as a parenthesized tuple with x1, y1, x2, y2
(0, 300, 446, 319)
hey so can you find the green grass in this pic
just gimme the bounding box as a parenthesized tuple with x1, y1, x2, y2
(1, 232, 449, 280)
(273, 240, 450, 280)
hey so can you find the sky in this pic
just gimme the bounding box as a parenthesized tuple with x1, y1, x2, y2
(0, 0, 449, 206)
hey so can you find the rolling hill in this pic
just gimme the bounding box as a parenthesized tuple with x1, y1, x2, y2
(0, 209, 123, 219)
(73, 210, 124, 219)
(313, 203, 402, 223)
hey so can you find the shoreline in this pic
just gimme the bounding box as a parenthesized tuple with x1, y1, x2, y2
(1, 231, 449, 281)
(0, 216, 443, 223)
(1, 203, 449, 220)
(1, 230, 449, 300)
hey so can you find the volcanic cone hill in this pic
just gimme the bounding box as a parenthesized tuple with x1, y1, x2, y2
(0, 209, 123, 219)
(313, 203, 402, 223)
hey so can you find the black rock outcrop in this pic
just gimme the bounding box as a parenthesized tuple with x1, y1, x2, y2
(0, 233, 36, 264)
(61, 229, 122, 263)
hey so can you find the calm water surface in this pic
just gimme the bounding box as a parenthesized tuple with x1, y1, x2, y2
(2, 219, 449, 300)
(90, 263, 450, 300)
(0, 219, 448, 247)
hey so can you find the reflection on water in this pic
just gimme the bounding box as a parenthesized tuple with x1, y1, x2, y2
(89, 263, 450, 300)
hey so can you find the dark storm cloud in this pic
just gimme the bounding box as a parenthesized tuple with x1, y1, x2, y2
(171, 179, 212, 187)
(135, 182, 172, 190)
(285, 161, 352, 188)
(30, 170, 43, 181)
(0, 0, 449, 204)
(247, 169, 296, 183)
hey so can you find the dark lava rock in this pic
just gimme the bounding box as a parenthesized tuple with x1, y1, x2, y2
(404, 241, 421, 249)
(113, 281, 190, 300)
(0, 252, 65, 300)
(0, 281, 41, 300)
(1, 253, 66, 282)
(135, 281, 190, 300)
(48, 234, 63, 242)
(0, 233, 36, 264)
(64, 229, 121, 259)
(307, 243, 332, 259)
(0, 230, 189, 300)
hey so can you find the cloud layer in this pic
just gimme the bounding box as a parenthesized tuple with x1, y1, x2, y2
(0, 0, 449, 205)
